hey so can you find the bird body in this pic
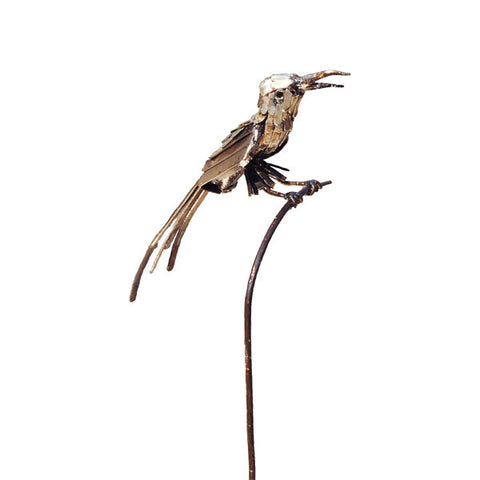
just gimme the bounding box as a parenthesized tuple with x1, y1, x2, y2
(130, 70, 349, 301)
(200, 73, 308, 194)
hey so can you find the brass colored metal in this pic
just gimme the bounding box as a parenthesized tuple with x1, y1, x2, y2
(130, 70, 349, 302)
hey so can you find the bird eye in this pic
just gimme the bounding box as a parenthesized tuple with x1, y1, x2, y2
(275, 90, 284, 99)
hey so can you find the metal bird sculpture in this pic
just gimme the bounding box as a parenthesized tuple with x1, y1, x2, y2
(130, 70, 350, 301)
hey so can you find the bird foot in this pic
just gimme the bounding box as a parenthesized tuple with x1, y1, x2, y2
(304, 180, 323, 195)
(283, 191, 303, 207)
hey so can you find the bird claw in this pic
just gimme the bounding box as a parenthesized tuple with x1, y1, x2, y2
(283, 191, 303, 207)
(304, 180, 323, 195)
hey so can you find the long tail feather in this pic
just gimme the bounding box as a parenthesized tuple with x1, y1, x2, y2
(149, 185, 199, 248)
(150, 187, 204, 272)
(167, 190, 208, 271)
(149, 226, 178, 273)
(129, 183, 208, 302)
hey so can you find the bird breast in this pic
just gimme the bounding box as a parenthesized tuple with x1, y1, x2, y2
(256, 89, 303, 156)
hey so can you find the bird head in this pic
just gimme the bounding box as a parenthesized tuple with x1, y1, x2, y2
(256, 70, 350, 122)
(259, 70, 350, 96)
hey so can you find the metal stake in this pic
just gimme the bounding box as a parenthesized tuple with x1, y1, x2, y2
(243, 180, 331, 479)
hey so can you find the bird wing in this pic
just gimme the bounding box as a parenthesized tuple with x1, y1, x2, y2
(198, 119, 258, 186)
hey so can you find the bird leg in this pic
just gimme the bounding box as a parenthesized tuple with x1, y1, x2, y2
(263, 187, 304, 207)
(263, 179, 330, 206)
(275, 179, 326, 195)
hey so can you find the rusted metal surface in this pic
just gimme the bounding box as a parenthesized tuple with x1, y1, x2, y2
(244, 180, 332, 480)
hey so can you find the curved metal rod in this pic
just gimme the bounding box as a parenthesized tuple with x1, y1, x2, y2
(244, 180, 332, 480)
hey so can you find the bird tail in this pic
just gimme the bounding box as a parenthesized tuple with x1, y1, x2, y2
(130, 183, 208, 302)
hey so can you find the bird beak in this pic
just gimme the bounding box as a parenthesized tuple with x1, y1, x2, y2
(301, 70, 350, 90)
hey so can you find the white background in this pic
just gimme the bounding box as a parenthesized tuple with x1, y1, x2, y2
(1, 1, 479, 479)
